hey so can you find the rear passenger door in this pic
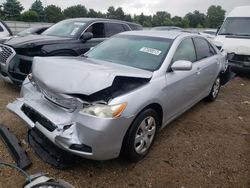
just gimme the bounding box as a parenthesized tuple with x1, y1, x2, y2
(105, 23, 130, 37)
(193, 37, 219, 97)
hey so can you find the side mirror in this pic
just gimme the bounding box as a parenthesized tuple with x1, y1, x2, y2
(213, 41, 223, 51)
(171, 60, 192, 71)
(81, 32, 93, 42)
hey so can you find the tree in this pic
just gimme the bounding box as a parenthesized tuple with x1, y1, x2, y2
(206, 5, 225, 28)
(185, 10, 206, 28)
(44, 5, 64, 23)
(88, 8, 98, 17)
(63, 5, 88, 18)
(3, 0, 24, 20)
(181, 16, 190, 28)
(30, 0, 45, 22)
(134, 13, 152, 27)
(107, 6, 125, 20)
(0, 5, 4, 19)
(106, 6, 116, 19)
(21, 10, 39, 22)
(152, 11, 171, 26)
(172, 16, 182, 27)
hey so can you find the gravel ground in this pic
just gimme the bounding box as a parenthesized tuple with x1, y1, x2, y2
(0, 77, 249, 188)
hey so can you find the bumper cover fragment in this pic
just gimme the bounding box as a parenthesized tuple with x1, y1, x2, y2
(0, 124, 31, 169)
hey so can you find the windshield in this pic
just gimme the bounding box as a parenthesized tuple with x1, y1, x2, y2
(42, 20, 86, 38)
(219, 17, 250, 36)
(86, 35, 172, 71)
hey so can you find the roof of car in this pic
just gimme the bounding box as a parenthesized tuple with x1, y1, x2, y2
(119, 30, 198, 39)
(62, 17, 142, 26)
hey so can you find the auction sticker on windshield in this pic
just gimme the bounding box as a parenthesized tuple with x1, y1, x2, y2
(140, 47, 162, 56)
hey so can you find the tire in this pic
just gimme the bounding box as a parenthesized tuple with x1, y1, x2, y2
(121, 108, 160, 162)
(205, 76, 221, 102)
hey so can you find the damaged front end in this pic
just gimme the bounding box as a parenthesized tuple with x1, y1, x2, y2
(7, 56, 152, 160)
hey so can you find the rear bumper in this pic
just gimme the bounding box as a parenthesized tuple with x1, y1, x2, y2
(7, 89, 134, 160)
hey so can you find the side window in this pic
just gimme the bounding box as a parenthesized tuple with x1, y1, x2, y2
(0, 25, 4, 32)
(172, 38, 196, 63)
(85, 23, 105, 38)
(209, 43, 217, 56)
(105, 23, 126, 37)
(193, 38, 213, 60)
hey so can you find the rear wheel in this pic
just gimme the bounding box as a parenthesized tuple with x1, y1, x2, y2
(205, 77, 221, 102)
(121, 109, 159, 162)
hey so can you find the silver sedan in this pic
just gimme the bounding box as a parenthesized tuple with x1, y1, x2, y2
(7, 31, 227, 162)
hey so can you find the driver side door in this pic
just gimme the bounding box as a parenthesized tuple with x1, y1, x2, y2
(163, 37, 199, 121)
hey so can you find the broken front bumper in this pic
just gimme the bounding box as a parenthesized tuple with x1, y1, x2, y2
(7, 93, 134, 160)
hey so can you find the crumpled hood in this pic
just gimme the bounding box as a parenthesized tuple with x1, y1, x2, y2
(215, 35, 250, 55)
(32, 57, 153, 96)
(4, 34, 72, 48)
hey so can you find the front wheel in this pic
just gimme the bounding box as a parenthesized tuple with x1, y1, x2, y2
(121, 109, 159, 162)
(205, 77, 221, 102)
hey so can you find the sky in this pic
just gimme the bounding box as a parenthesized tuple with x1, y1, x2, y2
(1, 0, 250, 17)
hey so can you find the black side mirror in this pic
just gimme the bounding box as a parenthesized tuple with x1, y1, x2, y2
(81, 32, 93, 42)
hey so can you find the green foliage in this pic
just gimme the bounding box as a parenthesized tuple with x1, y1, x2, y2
(206, 5, 225, 28)
(87, 9, 106, 18)
(44, 5, 64, 23)
(30, 0, 45, 22)
(0, 1, 227, 28)
(134, 13, 152, 27)
(196, 23, 203, 28)
(181, 17, 190, 28)
(21, 10, 39, 22)
(185, 10, 206, 28)
(152, 11, 171, 26)
(3, 0, 24, 20)
(63, 5, 87, 18)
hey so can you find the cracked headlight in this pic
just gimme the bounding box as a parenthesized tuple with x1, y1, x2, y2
(80, 103, 127, 118)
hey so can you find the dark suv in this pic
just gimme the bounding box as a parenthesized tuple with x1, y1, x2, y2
(0, 18, 142, 85)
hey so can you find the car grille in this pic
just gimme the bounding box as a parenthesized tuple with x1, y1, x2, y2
(0, 44, 15, 64)
(37, 81, 79, 111)
(21, 104, 57, 132)
(231, 54, 250, 62)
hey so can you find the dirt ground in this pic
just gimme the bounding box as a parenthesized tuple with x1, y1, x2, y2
(0, 76, 249, 188)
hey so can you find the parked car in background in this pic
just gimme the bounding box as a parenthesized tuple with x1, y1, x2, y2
(17, 26, 51, 36)
(7, 31, 227, 162)
(0, 20, 12, 38)
(151, 26, 182, 31)
(0, 18, 142, 85)
(214, 6, 250, 73)
(0, 26, 51, 43)
(199, 29, 217, 39)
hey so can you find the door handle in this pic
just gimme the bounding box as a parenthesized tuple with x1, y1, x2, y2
(196, 67, 201, 75)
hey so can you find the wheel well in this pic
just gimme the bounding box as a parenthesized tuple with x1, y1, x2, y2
(141, 103, 163, 127)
